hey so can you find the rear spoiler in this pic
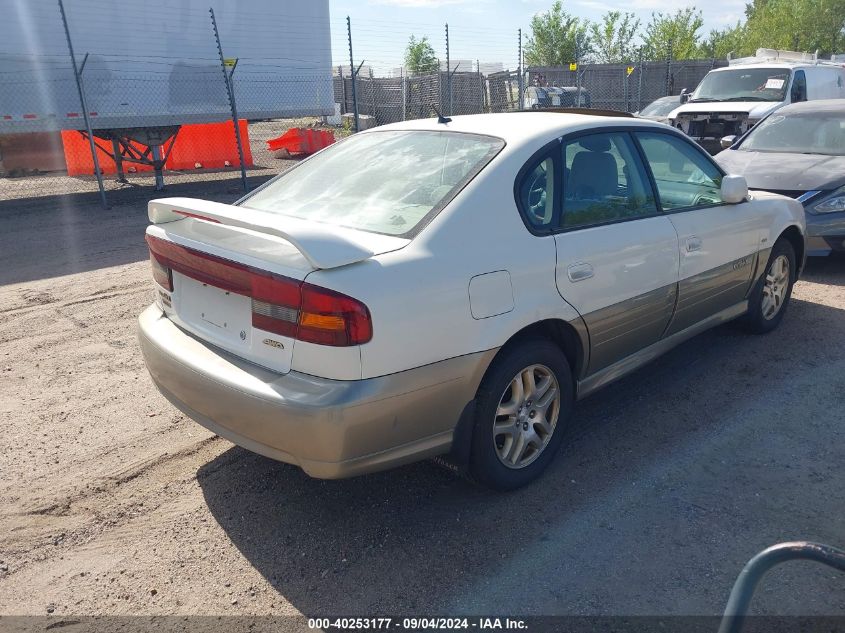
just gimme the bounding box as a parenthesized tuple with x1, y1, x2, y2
(148, 197, 407, 270)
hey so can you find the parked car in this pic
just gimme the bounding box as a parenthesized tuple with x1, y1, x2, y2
(139, 112, 805, 490)
(670, 48, 845, 154)
(635, 95, 680, 124)
(716, 99, 845, 257)
(524, 86, 590, 110)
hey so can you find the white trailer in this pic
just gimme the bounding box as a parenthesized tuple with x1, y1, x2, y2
(0, 0, 333, 187)
(0, 0, 334, 133)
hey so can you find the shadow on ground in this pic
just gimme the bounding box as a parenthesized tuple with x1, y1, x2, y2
(197, 292, 845, 616)
(0, 174, 274, 286)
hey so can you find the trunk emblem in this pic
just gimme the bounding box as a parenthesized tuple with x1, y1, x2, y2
(239, 330, 247, 341)
(262, 338, 284, 350)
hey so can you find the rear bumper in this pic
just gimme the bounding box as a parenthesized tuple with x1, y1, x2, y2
(138, 305, 495, 478)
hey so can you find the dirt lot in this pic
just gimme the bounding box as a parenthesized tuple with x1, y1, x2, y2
(1, 177, 844, 619)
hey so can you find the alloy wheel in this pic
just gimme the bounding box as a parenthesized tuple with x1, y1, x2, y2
(761, 254, 790, 320)
(493, 364, 561, 469)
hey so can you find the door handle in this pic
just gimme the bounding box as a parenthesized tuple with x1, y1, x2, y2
(567, 262, 594, 282)
(686, 236, 703, 252)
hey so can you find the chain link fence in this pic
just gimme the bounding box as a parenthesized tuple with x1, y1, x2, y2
(1, 1, 728, 210)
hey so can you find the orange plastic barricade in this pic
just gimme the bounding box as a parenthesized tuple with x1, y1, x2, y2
(62, 119, 253, 176)
(167, 119, 253, 170)
(266, 128, 335, 156)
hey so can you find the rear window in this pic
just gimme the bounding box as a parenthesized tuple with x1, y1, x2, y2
(640, 98, 678, 117)
(241, 130, 504, 236)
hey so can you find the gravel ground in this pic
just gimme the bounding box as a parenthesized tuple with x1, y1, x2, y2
(0, 180, 843, 618)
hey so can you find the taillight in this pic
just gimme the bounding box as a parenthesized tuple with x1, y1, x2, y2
(145, 235, 372, 346)
(299, 283, 373, 346)
(149, 252, 173, 291)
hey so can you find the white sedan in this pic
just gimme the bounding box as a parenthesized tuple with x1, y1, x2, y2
(139, 111, 805, 490)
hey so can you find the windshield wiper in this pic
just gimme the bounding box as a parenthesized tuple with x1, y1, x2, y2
(689, 98, 718, 103)
(721, 96, 772, 102)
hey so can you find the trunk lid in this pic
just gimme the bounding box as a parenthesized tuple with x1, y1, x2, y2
(146, 197, 409, 374)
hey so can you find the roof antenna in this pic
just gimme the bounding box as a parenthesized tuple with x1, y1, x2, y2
(430, 103, 452, 124)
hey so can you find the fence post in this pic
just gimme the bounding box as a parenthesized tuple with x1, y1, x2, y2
(209, 8, 248, 193)
(401, 67, 407, 121)
(338, 65, 346, 114)
(445, 23, 452, 115)
(637, 48, 644, 111)
(623, 66, 629, 112)
(517, 29, 523, 111)
(575, 33, 582, 106)
(665, 39, 673, 96)
(346, 16, 360, 132)
(58, 0, 107, 209)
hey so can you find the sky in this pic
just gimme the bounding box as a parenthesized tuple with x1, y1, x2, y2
(328, 0, 749, 74)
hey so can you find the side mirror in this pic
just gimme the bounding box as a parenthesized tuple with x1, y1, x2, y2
(721, 175, 748, 204)
(680, 89, 690, 104)
(720, 135, 737, 150)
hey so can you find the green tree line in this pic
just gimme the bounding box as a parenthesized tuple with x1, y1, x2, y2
(524, 0, 845, 65)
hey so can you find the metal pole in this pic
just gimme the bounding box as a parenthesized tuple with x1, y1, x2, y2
(637, 47, 644, 111)
(401, 67, 406, 121)
(517, 29, 523, 111)
(665, 39, 673, 96)
(719, 542, 845, 633)
(347, 16, 359, 132)
(210, 8, 248, 193)
(58, 0, 107, 209)
(576, 34, 582, 106)
(338, 65, 346, 114)
(445, 23, 451, 115)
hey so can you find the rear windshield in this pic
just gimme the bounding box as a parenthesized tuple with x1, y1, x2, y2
(640, 98, 678, 117)
(691, 67, 791, 102)
(740, 112, 845, 155)
(241, 130, 504, 237)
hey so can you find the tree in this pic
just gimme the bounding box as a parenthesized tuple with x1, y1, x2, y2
(404, 35, 439, 76)
(642, 8, 705, 60)
(589, 11, 641, 63)
(524, 0, 590, 67)
(699, 22, 749, 59)
(743, 0, 845, 56)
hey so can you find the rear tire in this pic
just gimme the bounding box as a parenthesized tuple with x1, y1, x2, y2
(469, 339, 574, 490)
(744, 238, 796, 334)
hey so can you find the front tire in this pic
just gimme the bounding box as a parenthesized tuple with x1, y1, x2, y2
(469, 339, 574, 490)
(744, 238, 796, 334)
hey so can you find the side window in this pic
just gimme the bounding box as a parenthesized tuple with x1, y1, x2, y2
(517, 155, 555, 230)
(791, 70, 807, 102)
(560, 132, 657, 229)
(636, 132, 723, 211)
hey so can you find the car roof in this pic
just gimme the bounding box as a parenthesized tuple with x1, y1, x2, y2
(368, 112, 671, 147)
(777, 99, 845, 114)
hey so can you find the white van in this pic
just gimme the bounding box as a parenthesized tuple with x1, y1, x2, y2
(669, 49, 845, 153)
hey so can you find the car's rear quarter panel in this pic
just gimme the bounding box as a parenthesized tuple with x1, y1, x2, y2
(303, 140, 583, 380)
